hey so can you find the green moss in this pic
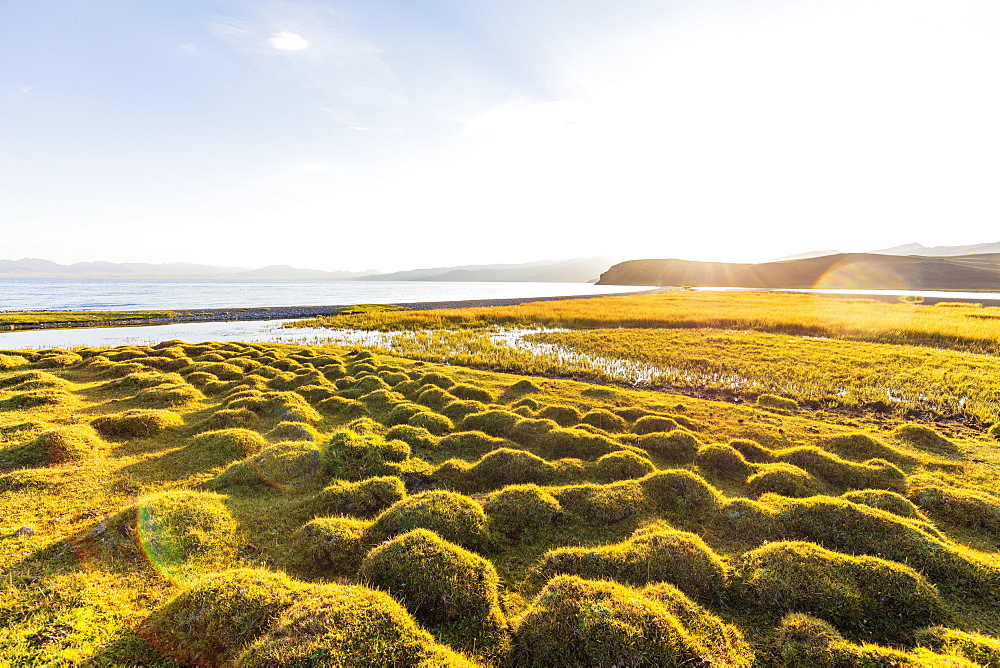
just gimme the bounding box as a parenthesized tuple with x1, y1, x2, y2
(385, 424, 438, 451)
(907, 478, 1000, 535)
(892, 424, 960, 456)
(509, 379, 542, 394)
(142, 568, 307, 665)
(512, 576, 752, 667)
(775, 445, 906, 492)
(408, 411, 453, 436)
(594, 450, 656, 482)
(293, 384, 337, 403)
(439, 399, 488, 422)
(190, 428, 268, 462)
(634, 429, 700, 464)
(541, 426, 621, 459)
(728, 438, 775, 463)
(418, 371, 456, 390)
(367, 490, 491, 552)
(747, 463, 826, 498)
(510, 417, 558, 445)
(821, 432, 920, 467)
(84, 490, 237, 580)
(763, 494, 996, 587)
(915, 626, 1000, 666)
(91, 409, 183, 440)
(842, 489, 922, 518)
(442, 447, 560, 492)
(580, 409, 628, 432)
(130, 382, 204, 408)
(316, 395, 368, 421)
(33, 351, 83, 368)
(255, 391, 322, 424)
(450, 384, 494, 403)
(4, 424, 104, 468)
(387, 401, 430, 425)
(633, 414, 681, 434)
(536, 525, 728, 602)
(326, 429, 411, 480)
(358, 528, 509, 659)
(234, 582, 476, 667)
(733, 541, 942, 641)
(767, 613, 942, 667)
(536, 404, 582, 427)
(555, 480, 649, 524)
(208, 441, 325, 491)
(196, 407, 261, 433)
(757, 393, 798, 411)
(461, 409, 523, 438)
(0, 354, 29, 370)
(315, 475, 408, 518)
(640, 469, 723, 515)
(0, 388, 73, 411)
(695, 443, 752, 479)
(282, 517, 368, 579)
(484, 484, 562, 539)
(437, 430, 512, 460)
(265, 421, 321, 443)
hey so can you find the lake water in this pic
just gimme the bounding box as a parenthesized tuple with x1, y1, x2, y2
(0, 279, 642, 311)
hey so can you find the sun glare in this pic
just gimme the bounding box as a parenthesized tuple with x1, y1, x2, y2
(269, 31, 308, 51)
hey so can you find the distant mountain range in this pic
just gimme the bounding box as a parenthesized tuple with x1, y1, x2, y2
(771, 241, 1000, 261)
(0, 256, 621, 283)
(597, 253, 1000, 290)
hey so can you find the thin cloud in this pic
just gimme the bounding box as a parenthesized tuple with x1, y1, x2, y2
(270, 31, 308, 50)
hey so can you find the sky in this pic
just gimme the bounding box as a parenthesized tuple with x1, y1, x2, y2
(2, 0, 999, 272)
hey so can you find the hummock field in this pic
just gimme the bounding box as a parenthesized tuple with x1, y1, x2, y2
(4, 291, 1000, 666)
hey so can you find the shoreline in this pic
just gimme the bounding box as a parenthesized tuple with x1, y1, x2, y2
(0, 288, 667, 332)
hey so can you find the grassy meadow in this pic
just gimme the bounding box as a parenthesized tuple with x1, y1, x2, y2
(3, 292, 1000, 664)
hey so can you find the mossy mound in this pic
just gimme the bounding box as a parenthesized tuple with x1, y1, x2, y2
(747, 463, 826, 498)
(387, 401, 430, 425)
(180, 361, 245, 381)
(915, 626, 1000, 667)
(907, 478, 1000, 535)
(100, 370, 185, 393)
(264, 421, 320, 443)
(0, 354, 29, 369)
(7, 424, 104, 467)
(633, 414, 681, 434)
(0, 370, 68, 390)
(512, 576, 753, 667)
(316, 396, 368, 421)
(821, 432, 920, 467)
(196, 407, 261, 433)
(189, 428, 268, 463)
(757, 393, 798, 411)
(733, 541, 942, 641)
(509, 379, 542, 394)
(417, 372, 455, 390)
(208, 441, 324, 491)
(384, 424, 437, 452)
(580, 408, 628, 432)
(728, 438, 776, 463)
(142, 568, 307, 666)
(763, 494, 994, 587)
(438, 447, 559, 491)
(634, 429, 700, 464)
(510, 417, 558, 445)
(450, 383, 494, 403)
(436, 430, 512, 460)
(87, 490, 237, 579)
(536, 404, 582, 427)
(536, 525, 728, 602)
(461, 409, 523, 438)
(91, 409, 184, 440)
(842, 489, 922, 518)
(767, 613, 957, 667)
(695, 443, 752, 479)
(892, 424, 960, 456)
(0, 389, 73, 411)
(234, 582, 477, 667)
(555, 480, 649, 524)
(281, 517, 368, 579)
(640, 469, 723, 515)
(257, 391, 322, 424)
(594, 450, 656, 482)
(415, 386, 455, 411)
(367, 490, 490, 551)
(440, 399, 488, 422)
(775, 446, 906, 492)
(541, 426, 621, 459)
(484, 484, 563, 539)
(33, 351, 83, 368)
(358, 528, 509, 658)
(130, 382, 204, 408)
(324, 429, 410, 481)
(314, 475, 407, 518)
(407, 411, 453, 436)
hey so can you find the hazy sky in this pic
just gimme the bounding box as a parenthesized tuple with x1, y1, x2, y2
(3, 0, 999, 272)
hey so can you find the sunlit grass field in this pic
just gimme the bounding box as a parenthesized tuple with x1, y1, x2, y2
(4, 292, 1000, 665)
